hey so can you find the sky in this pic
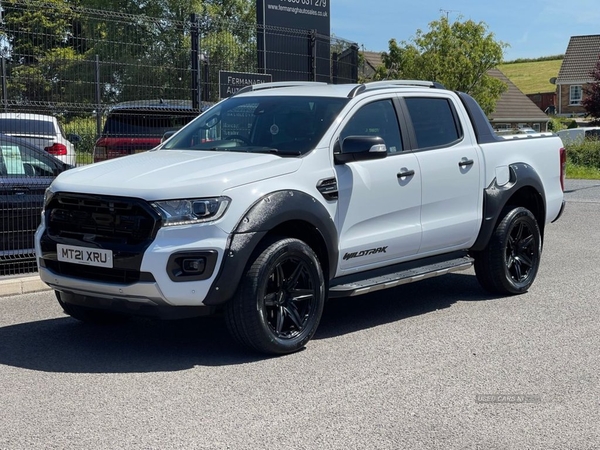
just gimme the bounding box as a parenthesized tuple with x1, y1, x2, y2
(330, 0, 600, 61)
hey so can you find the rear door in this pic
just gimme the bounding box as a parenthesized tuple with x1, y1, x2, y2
(401, 94, 482, 254)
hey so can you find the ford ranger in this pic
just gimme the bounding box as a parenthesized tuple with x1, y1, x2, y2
(35, 80, 566, 354)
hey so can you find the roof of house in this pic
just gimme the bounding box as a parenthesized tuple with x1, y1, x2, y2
(556, 34, 600, 84)
(362, 51, 384, 71)
(487, 68, 549, 122)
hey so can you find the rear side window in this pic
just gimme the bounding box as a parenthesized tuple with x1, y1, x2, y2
(0, 118, 55, 136)
(585, 129, 600, 140)
(404, 97, 463, 149)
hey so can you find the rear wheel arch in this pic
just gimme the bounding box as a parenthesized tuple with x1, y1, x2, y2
(471, 164, 546, 252)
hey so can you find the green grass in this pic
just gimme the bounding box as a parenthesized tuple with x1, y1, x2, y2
(497, 59, 562, 94)
(567, 163, 600, 180)
(565, 139, 600, 179)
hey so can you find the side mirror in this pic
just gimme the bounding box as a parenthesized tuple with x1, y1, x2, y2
(334, 136, 387, 164)
(161, 130, 177, 143)
(67, 133, 82, 144)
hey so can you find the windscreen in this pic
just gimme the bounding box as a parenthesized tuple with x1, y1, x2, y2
(162, 95, 349, 156)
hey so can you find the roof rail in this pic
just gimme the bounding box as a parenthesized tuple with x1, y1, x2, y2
(233, 81, 328, 97)
(349, 80, 446, 97)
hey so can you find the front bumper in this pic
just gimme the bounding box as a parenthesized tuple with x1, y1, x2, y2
(36, 221, 230, 309)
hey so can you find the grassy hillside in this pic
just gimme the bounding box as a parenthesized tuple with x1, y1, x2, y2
(498, 59, 563, 94)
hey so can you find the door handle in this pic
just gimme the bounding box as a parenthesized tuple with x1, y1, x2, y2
(397, 170, 415, 178)
(458, 159, 474, 167)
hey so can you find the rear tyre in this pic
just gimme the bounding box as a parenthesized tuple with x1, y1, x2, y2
(56, 291, 130, 324)
(225, 237, 325, 355)
(474, 207, 542, 295)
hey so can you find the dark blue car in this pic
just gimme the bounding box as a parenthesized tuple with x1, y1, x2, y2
(0, 134, 72, 273)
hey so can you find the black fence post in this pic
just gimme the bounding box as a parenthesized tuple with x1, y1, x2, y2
(95, 55, 102, 137)
(1, 56, 7, 112)
(351, 43, 359, 83)
(190, 13, 200, 111)
(200, 52, 210, 103)
(309, 29, 317, 82)
(332, 52, 339, 84)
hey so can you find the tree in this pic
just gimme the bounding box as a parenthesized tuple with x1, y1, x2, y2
(2, 0, 256, 106)
(375, 16, 508, 115)
(583, 57, 600, 125)
(2, 0, 84, 105)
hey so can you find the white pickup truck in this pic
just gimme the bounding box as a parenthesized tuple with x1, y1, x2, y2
(35, 80, 566, 354)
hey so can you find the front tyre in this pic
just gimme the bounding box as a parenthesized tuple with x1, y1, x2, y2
(474, 207, 542, 295)
(225, 237, 325, 355)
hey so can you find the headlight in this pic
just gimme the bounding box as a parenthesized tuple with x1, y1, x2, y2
(151, 196, 231, 226)
(43, 185, 56, 209)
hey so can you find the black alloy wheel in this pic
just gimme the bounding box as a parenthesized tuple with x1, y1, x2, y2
(225, 237, 325, 355)
(474, 207, 542, 295)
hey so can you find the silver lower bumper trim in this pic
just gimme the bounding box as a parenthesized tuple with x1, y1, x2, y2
(38, 267, 171, 307)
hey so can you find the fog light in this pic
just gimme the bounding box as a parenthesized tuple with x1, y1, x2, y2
(166, 251, 218, 282)
(182, 258, 205, 274)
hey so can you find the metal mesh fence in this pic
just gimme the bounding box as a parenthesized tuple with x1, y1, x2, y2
(0, 0, 358, 275)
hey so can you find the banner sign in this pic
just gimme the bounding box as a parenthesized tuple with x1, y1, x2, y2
(219, 71, 273, 98)
(257, 0, 331, 82)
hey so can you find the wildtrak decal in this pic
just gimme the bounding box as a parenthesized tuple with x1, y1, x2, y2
(343, 246, 388, 261)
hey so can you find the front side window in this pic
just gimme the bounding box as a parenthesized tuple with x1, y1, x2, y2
(0, 141, 56, 176)
(163, 96, 349, 156)
(339, 99, 403, 153)
(404, 97, 463, 149)
(570, 86, 582, 105)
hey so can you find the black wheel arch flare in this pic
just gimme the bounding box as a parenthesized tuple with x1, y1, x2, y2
(471, 163, 547, 252)
(203, 190, 338, 306)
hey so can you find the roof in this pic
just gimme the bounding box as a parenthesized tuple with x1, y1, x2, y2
(556, 35, 600, 84)
(362, 51, 384, 71)
(107, 99, 195, 113)
(234, 80, 445, 99)
(0, 112, 58, 122)
(487, 68, 549, 122)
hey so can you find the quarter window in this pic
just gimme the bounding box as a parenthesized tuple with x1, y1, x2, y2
(340, 99, 403, 153)
(404, 97, 463, 149)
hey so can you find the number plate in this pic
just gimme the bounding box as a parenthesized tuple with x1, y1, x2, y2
(57, 244, 113, 268)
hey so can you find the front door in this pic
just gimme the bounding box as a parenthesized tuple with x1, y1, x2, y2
(334, 97, 422, 274)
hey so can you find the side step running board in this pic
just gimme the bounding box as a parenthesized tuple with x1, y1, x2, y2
(328, 256, 474, 298)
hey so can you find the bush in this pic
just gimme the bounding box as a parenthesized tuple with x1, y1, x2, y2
(566, 138, 600, 170)
(63, 116, 99, 154)
(548, 117, 566, 132)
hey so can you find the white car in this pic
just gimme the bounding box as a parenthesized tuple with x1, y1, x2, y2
(556, 126, 600, 144)
(0, 113, 79, 165)
(35, 80, 565, 355)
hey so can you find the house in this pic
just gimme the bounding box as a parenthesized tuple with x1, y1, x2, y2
(360, 51, 384, 80)
(487, 68, 550, 132)
(527, 92, 557, 115)
(555, 34, 600, 117)
(357, 52, 549, 131)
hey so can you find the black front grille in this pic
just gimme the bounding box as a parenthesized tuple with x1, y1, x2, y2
(47, 193, 160, 245)
(40, 193, 162, 284)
